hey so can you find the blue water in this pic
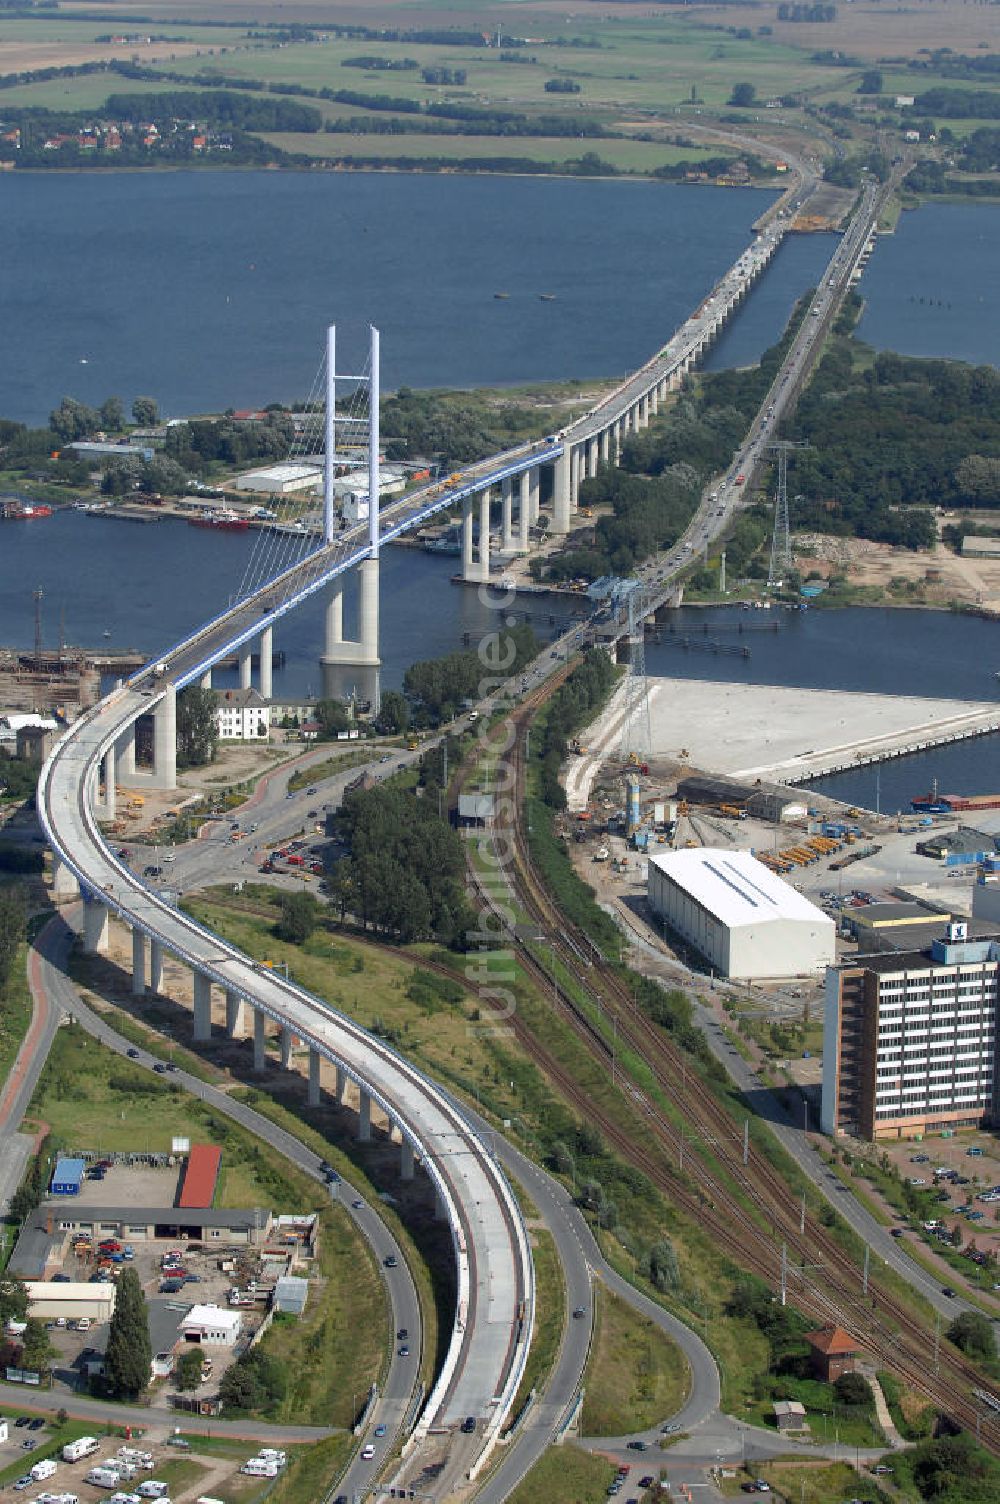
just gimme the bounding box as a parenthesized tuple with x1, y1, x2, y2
(0, 172, 781, 427)
(857, 201, 1000, 368)
(703, 232, 837, 370)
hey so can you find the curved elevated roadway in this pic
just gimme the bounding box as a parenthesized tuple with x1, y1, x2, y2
(39, 694, 535, 1473)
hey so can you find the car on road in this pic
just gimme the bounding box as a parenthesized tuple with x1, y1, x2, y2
(942, 1286, 957, 1298)
(460, 1416, 476, 1434)
(361, 1445, 376, 1461)
(572, 1306, 586, 1318)
(143, 865, 163, 877)
(374, 1424, 387, 1437)
(383, 1255, 398, 1268)
(153, 1063, 167, 1074)
(626, 1440, 647, 1451)
(397, 1328, 408, 1340)
(398, 1345, 410, 1357)
(352, 1199, 363, 1210)
(127, 1047, 140, 1058)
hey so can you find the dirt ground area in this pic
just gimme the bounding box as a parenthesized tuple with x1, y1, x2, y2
(0, 38, 212, 72)
(795, 531, 1000, 612)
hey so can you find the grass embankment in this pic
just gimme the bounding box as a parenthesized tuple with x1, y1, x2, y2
(744, 1375, 883, 1448)
(0, 943, 33, 1094)
(23, 1024, 386, 1427)
(509, 1226, 565, 1422)
(581, 1287, 688, 1436)
(506, 1444, 617, 1504)
(286, 747, 379, 791)
(753, 1459, 891, 1504)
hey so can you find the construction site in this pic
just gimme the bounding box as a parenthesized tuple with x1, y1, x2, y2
(0, 588, 143, 713)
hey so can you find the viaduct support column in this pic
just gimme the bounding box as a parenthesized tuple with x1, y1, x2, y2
(478, 489, 491, 580)
(650, 387, 659, 417)
(149, 939, 163, 994)
(280, 1026, 293, 1069)
(150, 686, 177, 791)
(52, 856, 78, 902)
(517, 471, 531, 553)
(588, 437, 599, 476)
(358, 557, 380, 667)
(225, 989, 243, 1038)
(131, 928, 146, 997)
(358, 1089, 372, 1143)
(529, 467, 540, 525)
(115, 725, 135, 785)
(600, 428, 611, 467)
(307, 1048, 321, 1107)
(501, 477, 513, 552)
(335, 1065, 347, 1104)
(253, 1008, 267, 1071)
(238, 647, 252, 690)
(400, 1140, 415, 1181)
(325, 578, 344, 653)
(461, 495, 475, 582)
(552, 449, 571, 535)
(193, 972, 212, 1043)
(200, 670, 212, 691)
(83, 899, 108, 955)
(102, 748, 116, 822)
(259, 625, 273, 700)
(569, 446, 581, 513)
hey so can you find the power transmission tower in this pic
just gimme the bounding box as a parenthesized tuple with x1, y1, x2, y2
(767, 441, 808, 587)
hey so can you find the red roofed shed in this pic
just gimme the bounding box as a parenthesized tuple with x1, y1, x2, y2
(804, 1324, 859, 1382)
(178, 1144, 222, 1209)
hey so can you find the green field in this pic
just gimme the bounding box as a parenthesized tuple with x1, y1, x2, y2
(506, 1443, 617, 1504)
(580, 1285, 689, 1437)
(260, 131, 734, 174)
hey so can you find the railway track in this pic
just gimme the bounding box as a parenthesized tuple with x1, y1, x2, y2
(460, 669, 1000, 1450)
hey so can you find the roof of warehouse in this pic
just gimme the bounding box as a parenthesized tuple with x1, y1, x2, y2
(178, 1145, 222, 1209)
(36, 1202, 268, 1228)
(52, 1157, 85, 1179)
(649, 848, 832, 929)
(26, 1281, 115, 1301)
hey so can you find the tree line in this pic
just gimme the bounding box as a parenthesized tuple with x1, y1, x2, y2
(403, 626, 537, 726)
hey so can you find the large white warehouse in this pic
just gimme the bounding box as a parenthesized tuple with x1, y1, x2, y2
(647, 848, 836, 980)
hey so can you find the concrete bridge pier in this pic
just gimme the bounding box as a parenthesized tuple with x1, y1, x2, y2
(335, 1065, 347, 1104)
(147, 686, 177, 792)
(400, 1140, 415, 1181)
(132, 928, 146, 996)
(193, 972, 212, 1042)
(516, 471, 531, 553)
(552, 448, 571, 534)
(225, 989, 243, 1038)
(529, 467, 540, 526)
(650, 386, 660, 418)
(149, 939, 163, 994)
(82, 897, 109, 955)
(461, 494, 475, 579)
(307, 1048, 321, 1107)
(501, 476, 514, 552)
(358, 1088, 372, 1143)
(279, 1026, 293, 1069)
(259, 626, 273, 699)
(51, 856, 78, 902)
(569, 445, 581, 510)
(200, 670, 212, 691)
(253, 1008, 267, 1071)
(587, 436, 599, 476)
(238, 646, 252, 690)
(115, 725, 136, 785)
(101, 748, 116, 822)
(321, 561, 380, 669)
(479, 489, 491, 577)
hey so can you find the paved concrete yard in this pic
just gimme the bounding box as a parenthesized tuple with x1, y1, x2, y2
(644, 678, 1000, 783)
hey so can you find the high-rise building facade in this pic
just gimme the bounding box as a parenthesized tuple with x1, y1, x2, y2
(821, 923, 997, 1141)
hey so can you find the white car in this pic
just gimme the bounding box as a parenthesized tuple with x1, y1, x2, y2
(361, 1444, 376, 1461)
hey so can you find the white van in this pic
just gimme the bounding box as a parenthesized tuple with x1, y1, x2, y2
(85, 1469, 123, 1489)
(138, 1485, 169, 1499)
(240, 1461, 278, 1478)
(63, 1437, 99, 1463)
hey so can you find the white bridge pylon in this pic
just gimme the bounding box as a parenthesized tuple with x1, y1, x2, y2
(322, 323, 381, 673)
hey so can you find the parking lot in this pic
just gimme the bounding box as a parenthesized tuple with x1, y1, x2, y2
(0, 1421, 288, 1504)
